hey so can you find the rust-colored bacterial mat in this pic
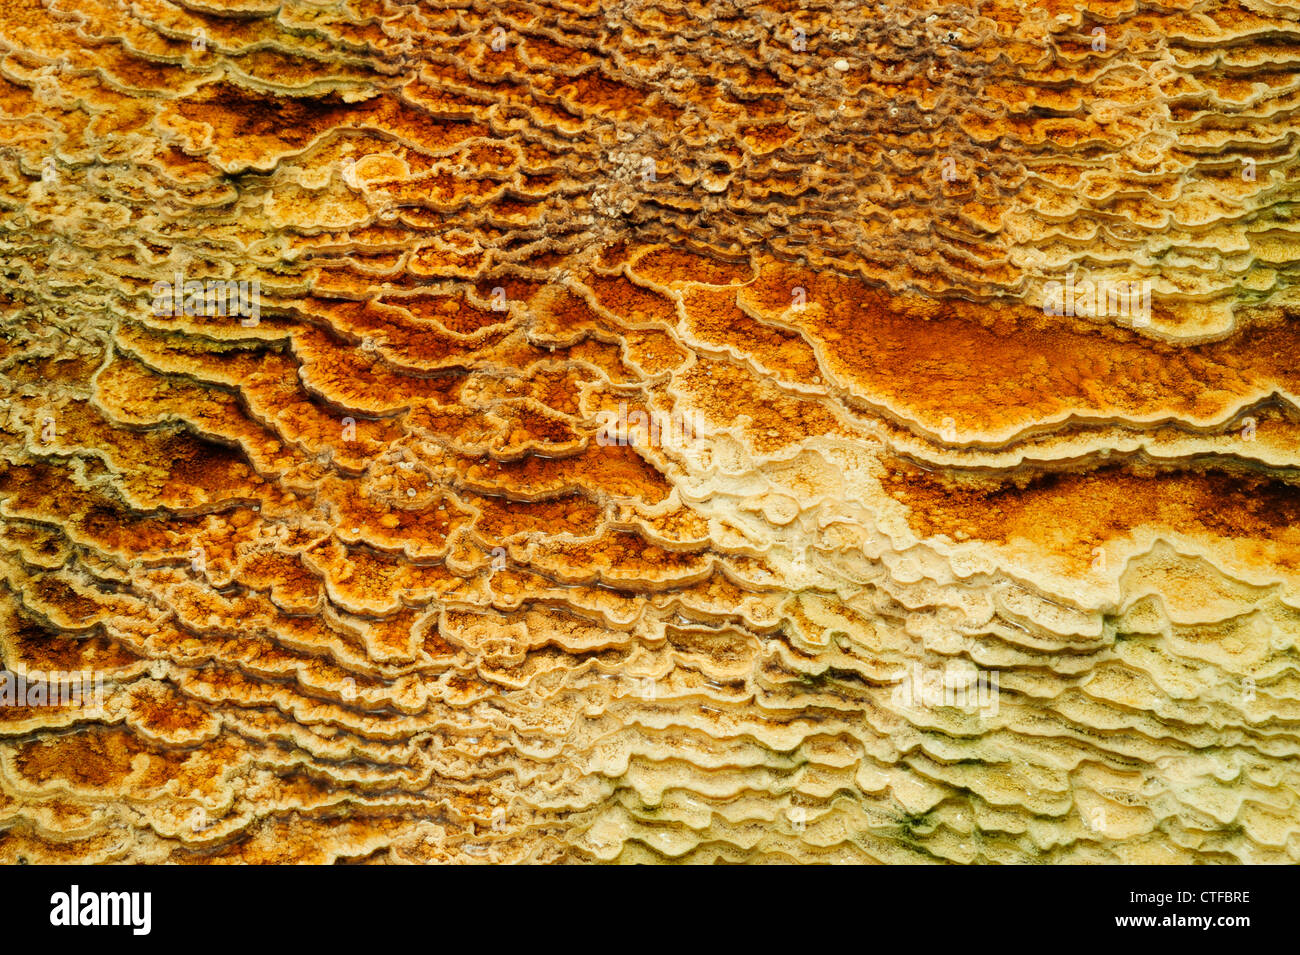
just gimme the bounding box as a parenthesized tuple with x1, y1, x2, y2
(0, 0, 1298, 864)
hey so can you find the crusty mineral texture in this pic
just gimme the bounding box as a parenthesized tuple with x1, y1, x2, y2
(0, 0, 1297, 864)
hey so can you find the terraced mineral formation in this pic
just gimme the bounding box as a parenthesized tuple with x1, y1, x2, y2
(0, 0, 1298, 863)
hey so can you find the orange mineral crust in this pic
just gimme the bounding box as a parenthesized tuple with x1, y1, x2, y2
(0, 0, 1298, 864)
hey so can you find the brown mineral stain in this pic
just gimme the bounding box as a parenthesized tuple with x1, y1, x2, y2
(884, 461, 1300, 571)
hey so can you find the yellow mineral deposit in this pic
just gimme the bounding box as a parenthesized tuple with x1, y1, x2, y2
(0, 0, 1296, 864)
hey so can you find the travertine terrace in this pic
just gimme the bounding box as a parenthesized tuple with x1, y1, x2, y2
(0, 0, 1298, 863)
